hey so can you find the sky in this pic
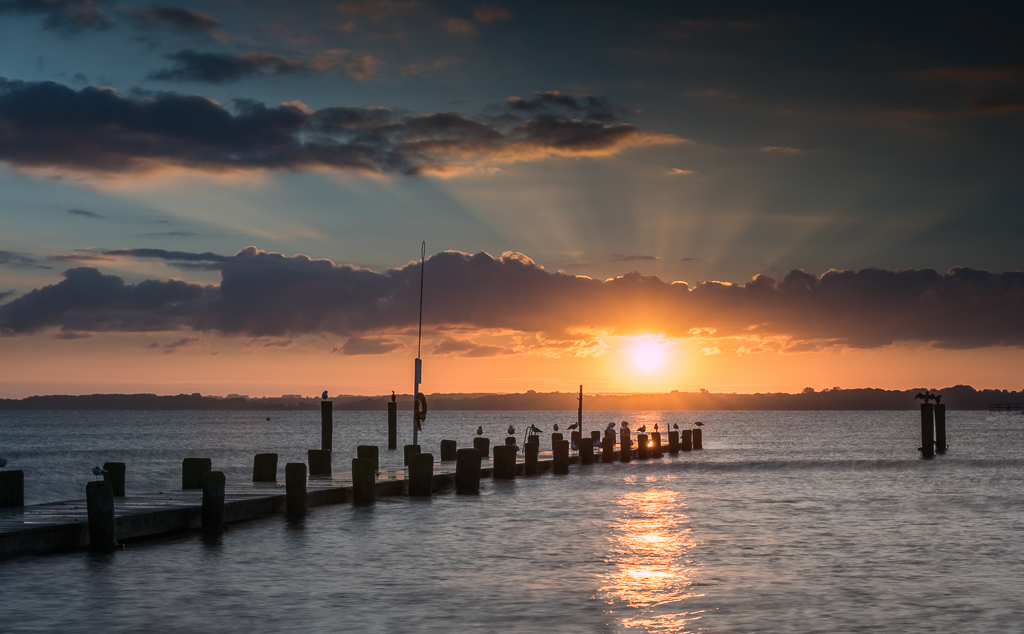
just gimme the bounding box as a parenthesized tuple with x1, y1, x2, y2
(1, 0, 1023, 398)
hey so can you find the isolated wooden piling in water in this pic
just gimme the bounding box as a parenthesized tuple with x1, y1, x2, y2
(637, 434, 650, 459)
(285, 463, 307, 516)
(935, 404, 947, 454)
(0, 470, 25, 508)
(404, 444, 421, 467)
(352, 458, 376, 505)
(387, 401, 398, 450)
(493, 445, 517, 479)
(409, 453, 435, 496)
(668, 431, 679, 454)
(357, 445, 379, 471)
(553, 439, 570, 474)
(182, 458, 212, 489)
(602, 435, 615, 463)
(693, 429, 703, 450)
(473, 437, 490, 458)
(652, 432, 663, 458)
(253, 453, 278, 482)
(525, 441, 539, 475)
(920, 403, 935, 458)
(86, 480, 116, 550)
(619, 430, 632, 463)
(680, 429, 693, 451)
(102, 462, 126, 497)
(202, 471, 226, 532)
(321, 400, 333, 452)
(440, 440, 458, 461)
(455, 448, 482, 494)
(308, 449, 332, 476)
(579, 436, 595, 465)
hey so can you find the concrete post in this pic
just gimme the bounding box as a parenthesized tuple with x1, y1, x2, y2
(352, 457, 375, 505)
(493, 445, 516, 479)
(387, 401, 397, 450)
(681, 429, 693, 451)
(409, 453, 434, 496)
(525, 440, 539, 475)
(620, 429, 632, 462)
(321, 400, 333, 452)
(652, 432, 663, 458)
(0, 470, 25, 508)
(473, 437, 490, 458)
(202, 471, 226, 532)
(357, 445, 379, 471)
(285, 462, 306, 516)
(602, 436, 615, 463)
(182, 458, 212, 489)
(102, 462, 126, 497)
(920, 404, 935, 458)
(253, 453, 278, 482)
(553, 439, 570, 474)
(404, 444, 421, 467)
(440, 439, 458, 461)
(935, 404, 947, 454)
(668, 431, 679, 454)
(455, 448, 482, 494)
(693, 428, 703, 450)
(637, 434, 650, 460)
(308, 449, 331, 476)
(86, 480, 116, 550)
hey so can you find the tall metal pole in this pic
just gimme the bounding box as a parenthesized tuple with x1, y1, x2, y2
(413, 241, 425, 447)
(578, 385, 583, 439)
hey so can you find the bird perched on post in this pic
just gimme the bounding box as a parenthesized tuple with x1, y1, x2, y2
(477, 426, 484, 436)
(694, 421, 704, 427)
(321, 390, 329, 399)
(0, 456, 7, 470)
(553, 424, 559, 431)
(567, 422, 579, 431)
(654, 423, 659, 431)
(637, 424, 647, 433)
(672, 423, 679, 430)
(92, 466, 107, 480)
(507, 425, 515, 435)
(391, 391, 396, 403)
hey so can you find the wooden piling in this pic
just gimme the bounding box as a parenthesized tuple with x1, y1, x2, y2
(920, 403, 935, 458)
(525, 441, 539, 475)
(505, 436, 516, 446)
(473, 437, 490, 458)
(668, 431, 679, 454)
(652, 432, 663, 458)
(102, 462, 126, 497)
(285, 463, 306, 516)
(387, 401, 398, 450)
(409, 453, 434, 496)
(553, 439, 570, 474)
(201, 471, 226, 532)
(357, 445, 379, 471)
(440, 440, 457, 461)
(455, 448, 482, 494)
(321, 400, 333, 452)
(0, 470, 24, 508)
(637, 434, 650, 459)
(493, 445, 516, 479)
(681, 429, 693, 451)
(935, 404, 947, 454)
(252, 453, 278, 482)
(308, 449, 332, 476)
(620, 429, 632, 463)
(579, 436, 595, 464)
(352, 458, 375, 505)
(86, 480, 116, 550)
(404, 444, 420, 466)
(551, 432, 563, 445)
(693, 428, 703, 450)
(182, 458, 211, 489)
(602, 435, 615, 463)
(591, 431, 601, 445)
(571, 431, 581, 445)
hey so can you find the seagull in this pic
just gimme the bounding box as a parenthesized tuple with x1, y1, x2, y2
(567, 422, 579, 431)
(0, 456, 7, 470)
(477, 426, 484, 436)
(513, 444, 520, 453)
(570, 441, 578, 454)
(507, 425, 515, 435)
(654, 423, 659, 431)
(321, 390, 328, 399)
(695, 421, 704, 427)
(529, 424, 542, 434)
(553, 424, 559, 431)
(638, 424, 647, 433)
(92, 466, 107, 480)
(673, 423, 679, 430)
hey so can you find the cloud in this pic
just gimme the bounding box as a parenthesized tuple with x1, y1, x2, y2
(607, 254, 658, 263)
(497, 90, 637, 123)
(433, 337, 507, 357)
(666, 168, 694, 175)
(442, 16, 476, 35)
(0, 79, 680, 176)
(149, 336, 207, 353)
(473, 4, 512, 23)
(53, 330, 92, 339)
(0, 289, 15, 302)
(335, 336, 405, 355)
(0, 0, 113, 33)
(122, 5, 220, 32)
(260, 338, 293, 348)
(146, 49, 382, 83)
(0, 250, 52, 269)
(68, 208, 104, 218)
(137, 231, 197, 237)
(761, 146, 802, 154)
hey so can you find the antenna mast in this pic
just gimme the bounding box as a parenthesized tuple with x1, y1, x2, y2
(413, 241, 425, 446)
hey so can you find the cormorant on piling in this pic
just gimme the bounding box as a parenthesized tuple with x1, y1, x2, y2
(391, 391, 396, 403)
(694, 421, 704, 427)
(0, 456, 7, 470)
(322, 390, 329, 399)
(92, 466, 107, 480)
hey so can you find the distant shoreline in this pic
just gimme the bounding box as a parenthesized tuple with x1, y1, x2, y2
(0, 385, 1018, 411)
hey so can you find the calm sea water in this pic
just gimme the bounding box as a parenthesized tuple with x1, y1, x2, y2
(1, 409, 1023, 633)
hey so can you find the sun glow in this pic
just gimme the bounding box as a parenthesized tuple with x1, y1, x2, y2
(631, 339, 666, 371)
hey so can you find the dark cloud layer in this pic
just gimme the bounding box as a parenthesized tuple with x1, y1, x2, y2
(0, 80, 672, 175)
(2, 248, 1023, 350)
(123, 5, 219, 32)
(0, 0, 113, 32)
(0, 250, 52, 269)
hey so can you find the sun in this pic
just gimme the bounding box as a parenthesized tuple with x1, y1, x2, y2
(631, 339, 666, 371)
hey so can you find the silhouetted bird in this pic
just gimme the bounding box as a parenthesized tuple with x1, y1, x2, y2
(0, 456, 7, 470)
(266, 417, 270, 421)
(321, 390, 328, 399)
(92, 466, 106, 480)
(553, 424, 559, 431)
(507, 425, 515, 435)
(654, 423, 659, 431)
(637, 425, 647, 433)
(570, 441, 578, 454)
(567, 422, 579, 431)
(477, 426, 484, 436)
(673, 423, 679, 430)
(529, 424, 542, 434)
(694, 421, 704, 427)
(391, 391, 396, 403)
(935, 394, 943, 404)
(914, 392, 927, 401)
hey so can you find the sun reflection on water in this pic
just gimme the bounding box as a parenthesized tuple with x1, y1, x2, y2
(599, 481, 704, 632)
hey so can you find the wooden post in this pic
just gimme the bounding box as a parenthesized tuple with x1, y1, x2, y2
(651, 432, 663, 458)
(473, 437, 490, 458)
(201, 471, 226, 532)
(357, 445, 379, 471)
(619, 429, 632, 462)
(693, 429, 703, 450)
(409, 453, 434, 496)
(352, 458, 375, 505)
(577, 385, 584, 441)
(681, 429, 693, 451)
(591, 431, 601, 445)
(602, 435, 615, 463)
(387, 401, 397, 450)
(285, 463, 306, 516)
(637, 434, 650, 459)
(253, 453, 278, 482)
(493, 445, 516, 479)
(668, 431, 679, 454)
(505, 436, 516, 446)
(440, 440, 457, 461)
(571, 431, 581, 445)
(553, 439, 570, 474)
(525, 440, 539, 475)
(935, 404, 947, 454)
(551, 432, 563, 446)
(455, 448, 482, 494)
(182, 458, 211, 489)
(308, 449, 332, 476)
(0, 470, 25, 508)
(579, 436, 595, 464)
(321, 400, 333, 452)
(86, 480, 116, 550)
(920, 403, 935, 458)
(102, 462, 125, 497)
(404, 444, 420, 466)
